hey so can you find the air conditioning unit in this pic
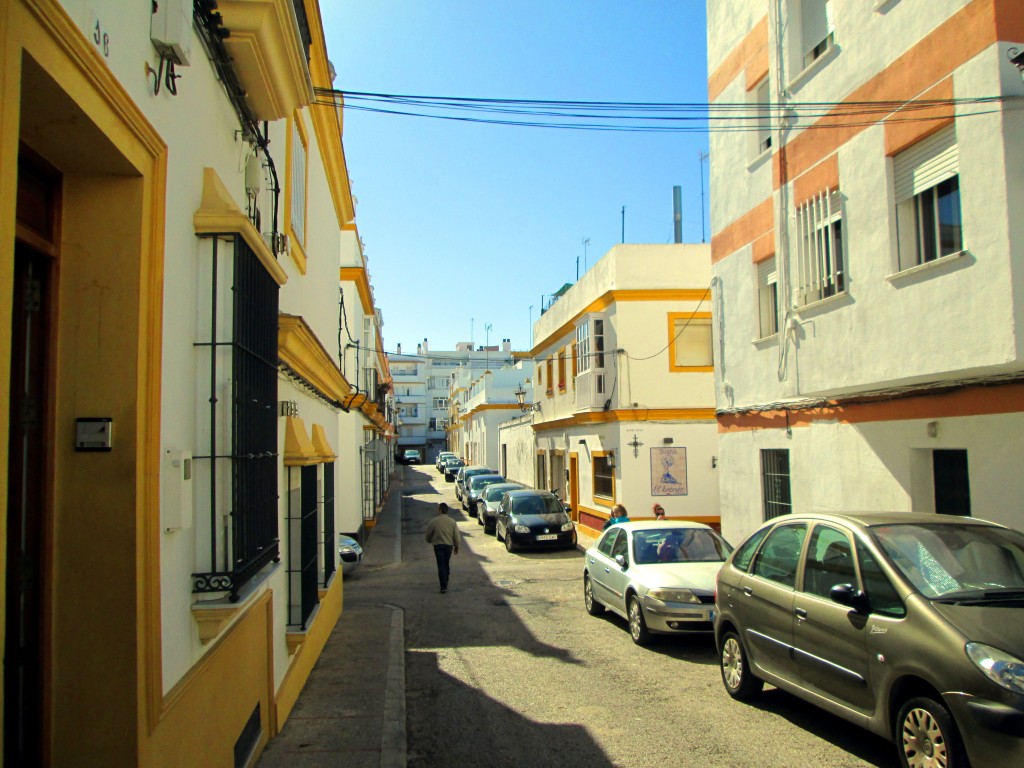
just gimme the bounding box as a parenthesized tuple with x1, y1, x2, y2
(151, 0, 193, 66)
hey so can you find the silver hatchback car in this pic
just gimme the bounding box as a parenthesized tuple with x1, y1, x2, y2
(715, 512, 1024, 768)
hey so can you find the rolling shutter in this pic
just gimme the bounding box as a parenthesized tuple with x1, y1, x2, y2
(894, 124, 958, 202)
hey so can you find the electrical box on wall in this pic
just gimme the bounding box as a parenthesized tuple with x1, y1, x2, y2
(151, 0, 193, 66)
(162, 449, 194, 532)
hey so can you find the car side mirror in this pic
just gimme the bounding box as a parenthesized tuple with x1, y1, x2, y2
(830, 583, 870, 613)
(614, 554, 628, 569)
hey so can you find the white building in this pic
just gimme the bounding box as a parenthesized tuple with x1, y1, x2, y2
(0, 1, 392, 764)
(707, 0, 1024, 543)
(527, 244, 721, 534)
(455, 362, 534, 469)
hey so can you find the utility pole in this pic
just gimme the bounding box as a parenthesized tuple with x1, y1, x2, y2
(699, 151, 709, 243)
(575, 255, 579, 281)
(582, 237, 590, 273)
(621, 206, 626, 243)
(528, 305, 533, 348)
(484, 323, 492, 371)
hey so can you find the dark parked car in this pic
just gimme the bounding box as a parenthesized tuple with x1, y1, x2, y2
(401, 449, 422, 464)
(463, 473, 505, 515)
(715, 512, 1024, 768)
(475, 482, 524, 533)
(495, 490, 577, 552)
(455, 466, 496, 502)
(435, 451, 457, 471)
(442, 458, 465, 482)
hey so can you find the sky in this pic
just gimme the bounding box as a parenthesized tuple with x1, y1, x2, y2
(321, 1, 710, 354)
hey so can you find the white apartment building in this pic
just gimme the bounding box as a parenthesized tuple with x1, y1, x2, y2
(454, 362, 534, 469)
(527, 244, 721, 534)
(707, 0, 1024, 543)
(0, 1, 393, 764)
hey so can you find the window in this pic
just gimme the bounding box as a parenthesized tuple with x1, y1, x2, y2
(761, 448, 792, 520)
(287, 464, 319, 629)
(433, 397, 449, 409)
(732, 527, 771, 572)
(536, 452, 548, 489)
(576, 322, 590, 373)
(593, 319, 605, 368)
(571, 341, 578, 385)
(802, 525, 855, 599)
(289, 117, 307, 251)
(755, 78, 772, 155)
(557, 348, 566, 391)
(757, 257, 779, 337)
(895, 125, 962, 270)
(669, 313, 713, 369)
(598, 528, 621, 557)
(752, 523, 807, 589)
(593, 454, 615, 500)
(801, 0, 834, 68)
(546, 357, 554, 396)
(322, 463, 335, 587)
(795, 188, 844, 305)
(856, 540, 906, 617)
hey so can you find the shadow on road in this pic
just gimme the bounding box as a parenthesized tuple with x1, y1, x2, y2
(406, 650, 614, 768)
(749, 688, 894, 767)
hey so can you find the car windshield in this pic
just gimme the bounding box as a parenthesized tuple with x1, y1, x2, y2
(633, 528, 732, 565)
(873, 523, 1024, 599)
(513, 496, 565, 517)
(485, 485, 515, 502)
(469, 476, 502, 491)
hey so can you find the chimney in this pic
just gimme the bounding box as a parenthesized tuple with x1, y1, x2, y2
(673, 185, 683, 244)
(417, 343, 422, 355)
(396, 343, 401, 354)
(502, 338, 511, 352)
(422, 337, 429, 353)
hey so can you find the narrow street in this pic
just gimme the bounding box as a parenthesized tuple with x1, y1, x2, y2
(339, 465, 895, 768)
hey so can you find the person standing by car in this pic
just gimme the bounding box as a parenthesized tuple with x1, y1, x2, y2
(424, 502, 460, 593)
(602, 504, 630, 530)
(652, 503, 666, 521)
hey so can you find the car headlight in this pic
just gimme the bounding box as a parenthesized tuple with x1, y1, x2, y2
(646, 588, 701, 604)
(966, 643, 1024, 695)
(339, 544, 356, 555)
(513, 524, 530, 534)
(560, 522, 574, 532)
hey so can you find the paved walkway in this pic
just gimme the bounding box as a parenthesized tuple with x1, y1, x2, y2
(257, 471, 597, 768)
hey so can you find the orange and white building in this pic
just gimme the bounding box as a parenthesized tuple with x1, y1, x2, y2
(707, 0, 1024, 542)
(527, 244, 721, 534)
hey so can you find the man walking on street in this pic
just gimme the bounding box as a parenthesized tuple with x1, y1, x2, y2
(425, 502, 460, 593)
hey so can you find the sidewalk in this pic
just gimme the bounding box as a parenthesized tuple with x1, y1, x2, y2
(257, 474, 596, 768)
(256, 473, 407, 768)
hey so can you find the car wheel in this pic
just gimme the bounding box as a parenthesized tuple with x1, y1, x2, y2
(476, 504, 485, 525)
(628, 595, 652, 645)
(719, 630, 763, 701)
(584, 574, 604, 616)
(897, 696, 966, 768)
(495, 523, 504, 542)
(504, 532, 516, 553)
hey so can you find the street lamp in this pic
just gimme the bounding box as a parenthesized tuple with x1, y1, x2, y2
(513, 383, 541, 413)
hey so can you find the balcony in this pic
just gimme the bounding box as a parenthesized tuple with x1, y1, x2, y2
(216, 0, 314, 120)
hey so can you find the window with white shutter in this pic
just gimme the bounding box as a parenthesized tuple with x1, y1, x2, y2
(795, 189, 845, 306)
(757, 257, 779, 338)
(802, 0, 835, 67)
(894, 125, 963, 270)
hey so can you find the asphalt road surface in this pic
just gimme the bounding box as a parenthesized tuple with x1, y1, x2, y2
(353, 465, 896, 768)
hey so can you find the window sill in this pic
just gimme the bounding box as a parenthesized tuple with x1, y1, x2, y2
(192, 561, 281, 645)
(886, 250, 970, 285)
(795, 290, 851, 317)
(753, 333, 779, 347)
(747, 147, 772, 172)
(874, 0, 901, 12)
(787, 43, 840, 94)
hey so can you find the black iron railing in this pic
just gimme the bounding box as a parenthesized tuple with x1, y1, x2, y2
(193, 235, 280, 601)
(288, 465, 319, 629)
(323, 462, 335, 586)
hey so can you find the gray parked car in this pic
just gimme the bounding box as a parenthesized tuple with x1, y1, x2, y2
(454, 466, 495, 502)
(462, 473, 505, 515)
(715, 512, 1024, 768)
(475, 482, 524, 533)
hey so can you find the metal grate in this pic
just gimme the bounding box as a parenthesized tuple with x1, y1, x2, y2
(192, 235, 279, 600)
(288, 465, 319, 629)
(761, 448, 792, 521)
(323, 462, 335, 586)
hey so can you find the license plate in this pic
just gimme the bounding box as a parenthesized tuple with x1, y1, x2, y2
(535, 534, 559, 541)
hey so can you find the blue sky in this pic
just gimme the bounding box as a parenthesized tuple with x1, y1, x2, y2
(322, 1, 710, 353)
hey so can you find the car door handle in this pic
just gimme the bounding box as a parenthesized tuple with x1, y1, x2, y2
(742, 586, 753, 596)
(794, 607, 808, 619)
